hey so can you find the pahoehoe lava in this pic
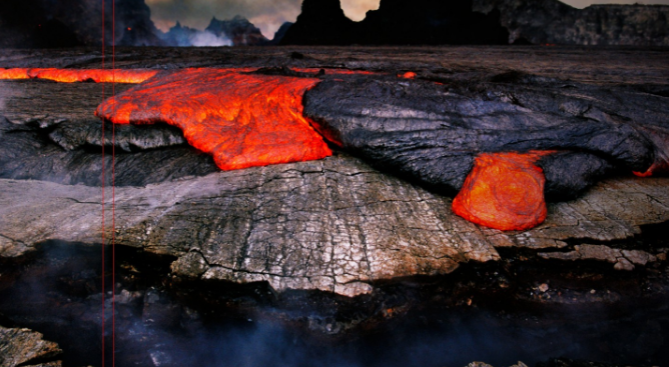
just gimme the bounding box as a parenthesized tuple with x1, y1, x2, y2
(1, 64, 668, 230)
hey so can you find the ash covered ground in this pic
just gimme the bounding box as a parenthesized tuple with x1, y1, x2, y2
(0, 46, 668, 367)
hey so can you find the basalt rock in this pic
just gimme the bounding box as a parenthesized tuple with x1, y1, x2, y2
(303, 74, 667, 199)
(0, 325, 64, 367)
(0, 47, 668, 297)
(474, 0, 669, 46)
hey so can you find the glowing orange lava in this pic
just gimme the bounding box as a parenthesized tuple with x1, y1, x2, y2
(400, 71, 417, 79)
(0, 68, 31, 80)
(96, 68, 332, 170)
(0, 68, 159, 83)
(452, 151, 556, 231)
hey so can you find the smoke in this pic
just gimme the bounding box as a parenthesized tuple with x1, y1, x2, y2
(189, 30, 232, 46)
(146, 0, 303, 39)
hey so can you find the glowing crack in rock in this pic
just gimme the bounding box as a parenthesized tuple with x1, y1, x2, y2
(95, 68, 332, 171)
(452, 151, 557, 231)
(0, 68, 159, 83)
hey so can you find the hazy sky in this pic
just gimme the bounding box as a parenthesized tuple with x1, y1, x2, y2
(146, 0, 669, 39)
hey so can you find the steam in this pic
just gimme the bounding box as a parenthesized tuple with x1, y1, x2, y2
(189, 30, 232, 47)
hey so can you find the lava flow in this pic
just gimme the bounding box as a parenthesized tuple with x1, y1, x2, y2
(96, 68, 332, 170)
(452, 151, 556, 231)
(0, 68, 159, 83)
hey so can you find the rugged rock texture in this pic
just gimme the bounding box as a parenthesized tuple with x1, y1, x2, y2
(1, 166, 668, 296)
(0, 0, 164, 48)
(0, 46, 668, 298)
(474, 0, 669, 46)
(0, 326, 63, 367)
(303, 72, 668, 199)
(160, 22, 202, 47)
(281, 0, 508, 45)
(205, 16, 269, 46)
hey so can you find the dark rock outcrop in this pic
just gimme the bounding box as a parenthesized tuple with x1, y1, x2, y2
(281, 0, 509, 45)
(280, 0, 357, 45)
(0, 0, 164, 48)
(159, 21, 201, 47)
(205, 15, 269, 46)
(269, 22, 294, 45)
(474, 0, 669, 46)
(303, 73, 666, 200)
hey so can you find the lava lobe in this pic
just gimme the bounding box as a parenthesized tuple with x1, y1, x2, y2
(95, 68, 332, 170)
(452, 151, 555, 231)
(0, 68, 159, 83)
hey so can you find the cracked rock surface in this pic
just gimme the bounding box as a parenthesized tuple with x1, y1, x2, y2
(0, 325, 63, 367)
(0, 169, 667, 296)
(0, 46, 668, 297)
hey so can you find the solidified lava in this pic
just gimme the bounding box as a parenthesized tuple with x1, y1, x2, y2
(452, 151, 556, 231)
(0, 68, 159, 83)
(95, 68, 332, 170)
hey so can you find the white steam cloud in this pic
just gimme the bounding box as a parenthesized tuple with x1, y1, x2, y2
(189, 30, 232, 47)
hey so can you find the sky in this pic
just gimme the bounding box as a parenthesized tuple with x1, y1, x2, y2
(146, 0, 669, 39)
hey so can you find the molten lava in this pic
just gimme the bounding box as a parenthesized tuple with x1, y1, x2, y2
(96, 68, 332, 170)
(452, 151, 556, 231)
(0, 68, 159, 83)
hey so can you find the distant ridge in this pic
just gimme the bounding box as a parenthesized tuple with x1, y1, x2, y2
(473, 0, 669, 46)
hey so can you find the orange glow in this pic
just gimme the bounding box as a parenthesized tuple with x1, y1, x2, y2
(0, 68, 31, 80)
(96, 68, 332, 171)
(0, 68, 159, 83)
(127, 27, 132, 31)
(400, 71, 417, 79)
(633, 161, 668, 177)
(452, 151, 556, 231)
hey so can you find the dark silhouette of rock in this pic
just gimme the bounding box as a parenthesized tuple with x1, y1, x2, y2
(205, 15, 269, 46)
(269, 22, 294, 45)
(281, 0, 508, 45)
(355, 0, 509, 45)
(0, 0, 164, 48)
(280, 0, 356, 45)
(474, 0, 669, 46)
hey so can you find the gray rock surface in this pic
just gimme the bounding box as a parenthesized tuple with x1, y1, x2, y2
(0, 326, 63, 367)
(0, 163, 667, 296)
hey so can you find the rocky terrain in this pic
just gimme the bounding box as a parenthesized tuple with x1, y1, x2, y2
(0, 0, 162, 48)
(281, 0, 509, 45)
(474, 0, 669, 46)
(0, 46, 668, 366)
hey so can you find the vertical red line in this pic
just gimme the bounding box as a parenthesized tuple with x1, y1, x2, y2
(111, 0, 116, 365)
(101, 0, 106, 366)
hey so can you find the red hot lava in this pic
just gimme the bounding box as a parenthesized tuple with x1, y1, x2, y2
(96, 68, 332, 170)
(452, 151, 556, 231)
(0, 68, 159, 83)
